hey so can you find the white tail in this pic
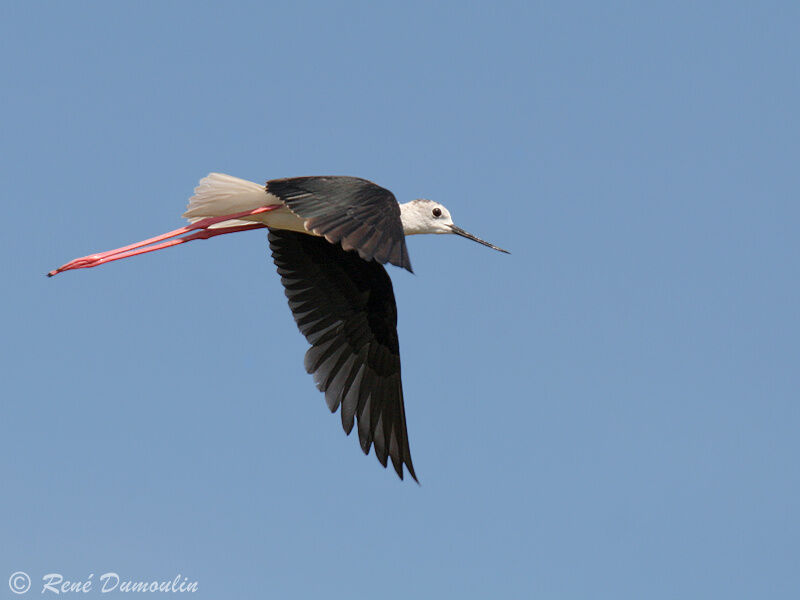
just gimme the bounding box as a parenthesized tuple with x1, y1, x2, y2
(183, 173, 276, 228)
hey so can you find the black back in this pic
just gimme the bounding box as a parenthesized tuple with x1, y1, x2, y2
(266, 176, 413, 272)
(269, 229, 417, 482)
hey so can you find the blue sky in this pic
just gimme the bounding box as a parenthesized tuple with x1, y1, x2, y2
(2, 2, 799, 598)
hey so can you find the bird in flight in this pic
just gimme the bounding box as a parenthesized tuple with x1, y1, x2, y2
(49, 173, 509, 481)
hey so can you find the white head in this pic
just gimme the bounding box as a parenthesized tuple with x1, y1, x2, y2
(399, 199, 509, 253)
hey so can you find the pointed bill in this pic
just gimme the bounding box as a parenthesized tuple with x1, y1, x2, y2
(449, 225, 509, 254)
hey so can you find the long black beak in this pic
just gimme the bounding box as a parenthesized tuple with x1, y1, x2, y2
(449, 225, 510, 254)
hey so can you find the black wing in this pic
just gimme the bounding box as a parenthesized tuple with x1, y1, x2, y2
(269, 229, 417, 482)
(266, 176, 413, 273)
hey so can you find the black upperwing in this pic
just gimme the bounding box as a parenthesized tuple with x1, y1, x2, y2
(266, 176, 413, 273)
(269, 229, 417, 482)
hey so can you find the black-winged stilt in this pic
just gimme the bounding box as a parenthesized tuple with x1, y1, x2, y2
(49, 173, 509, 481)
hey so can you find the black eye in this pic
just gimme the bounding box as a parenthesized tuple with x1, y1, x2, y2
(432, 207, 442, 218)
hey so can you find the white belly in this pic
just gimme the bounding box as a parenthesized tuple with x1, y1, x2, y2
(183, 172, 316, 235)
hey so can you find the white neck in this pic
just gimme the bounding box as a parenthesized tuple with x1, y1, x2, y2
(399, 202, 427, 235)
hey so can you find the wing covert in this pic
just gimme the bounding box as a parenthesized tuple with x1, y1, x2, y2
(265, 176, 413, 272)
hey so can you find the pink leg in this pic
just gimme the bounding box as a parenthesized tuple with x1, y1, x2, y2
(48, 205, 281, 277)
